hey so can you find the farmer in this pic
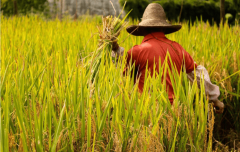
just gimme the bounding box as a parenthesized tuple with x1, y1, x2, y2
(112, 3, 224, 113)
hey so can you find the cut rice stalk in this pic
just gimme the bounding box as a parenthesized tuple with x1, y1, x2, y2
(87, 10, 131, 83)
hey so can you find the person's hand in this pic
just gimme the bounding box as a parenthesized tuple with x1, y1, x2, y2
(111, 47, 124, 58)
(112, 41, 119, 52)
(213, 100, 224, 114)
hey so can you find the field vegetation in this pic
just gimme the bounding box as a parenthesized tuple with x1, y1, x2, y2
(0, 15, 240, 151)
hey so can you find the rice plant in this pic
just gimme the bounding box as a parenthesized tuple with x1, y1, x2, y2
(0, 15, 239, 151)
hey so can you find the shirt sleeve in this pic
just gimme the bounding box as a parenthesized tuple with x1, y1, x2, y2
(187, 65, 220, 102)
(123, 45, 140, 76)
(183, 50, 198, 73)
(174, 43, 197, 73)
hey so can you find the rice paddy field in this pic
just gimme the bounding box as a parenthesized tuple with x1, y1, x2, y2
(1, 15, 240, 151)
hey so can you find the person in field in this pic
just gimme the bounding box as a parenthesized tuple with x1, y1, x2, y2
(112, 3, 224, 113)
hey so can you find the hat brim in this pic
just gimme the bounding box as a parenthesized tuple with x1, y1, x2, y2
(126, 25, 182, 36)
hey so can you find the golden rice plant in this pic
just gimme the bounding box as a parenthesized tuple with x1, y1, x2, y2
(0, 15, 239, 152)
(86, 7, 131, 83)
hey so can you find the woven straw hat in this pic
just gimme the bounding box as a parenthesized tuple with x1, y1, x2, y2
(126, 3, 182, 36)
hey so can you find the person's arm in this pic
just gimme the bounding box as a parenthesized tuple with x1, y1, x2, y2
(179, 43, 224, 113)
(187, 65, 224, 113)
(111, 41, 124, 64)
(112, 42, 140, 79)
(111, 46, 124, 59)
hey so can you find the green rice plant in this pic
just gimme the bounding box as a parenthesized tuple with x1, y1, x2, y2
(0, 15, 239, 151)
(86, 8, 131, 83)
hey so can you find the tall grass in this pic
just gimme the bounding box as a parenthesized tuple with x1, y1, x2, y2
(1, 15, 239, 151)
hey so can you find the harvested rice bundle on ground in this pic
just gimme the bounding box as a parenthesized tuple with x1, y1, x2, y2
(87, 13, 130, 83)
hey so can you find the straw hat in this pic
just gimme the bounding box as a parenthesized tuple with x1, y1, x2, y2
(126, 3, 182, 36)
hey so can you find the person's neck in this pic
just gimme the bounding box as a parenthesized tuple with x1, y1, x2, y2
(144, 31, 165, 37)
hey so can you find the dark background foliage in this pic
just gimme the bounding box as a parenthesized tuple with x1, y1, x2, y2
(1, 0, 48, 16)
(120, 0, 240, 25)
(120, 0, 150, 20)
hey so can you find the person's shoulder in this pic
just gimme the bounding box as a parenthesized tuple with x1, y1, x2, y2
(128, 45, 142, 53)
(170, 40, 181, 47)
(139, 40, 154, 50)
(170, 41, 185, 51)
(126, 45, 142, 59)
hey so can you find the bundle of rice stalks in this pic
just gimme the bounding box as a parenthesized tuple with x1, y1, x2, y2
(87, 11, 131, 83)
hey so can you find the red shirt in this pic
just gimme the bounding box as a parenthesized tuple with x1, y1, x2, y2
(124, 32, 197, 104)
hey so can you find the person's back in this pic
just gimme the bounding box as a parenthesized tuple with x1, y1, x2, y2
(126, 32, 196, 103)
(112, 3, 224, 113)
